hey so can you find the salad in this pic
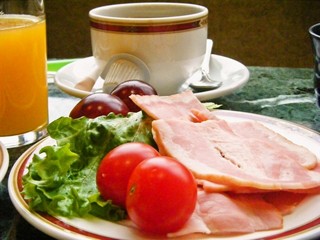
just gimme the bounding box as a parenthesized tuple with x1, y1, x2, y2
(22, 111, 155, 221)
(22, 81, 220, 235)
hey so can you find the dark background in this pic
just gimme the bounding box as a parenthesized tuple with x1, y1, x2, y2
(44, 0, 320, 68)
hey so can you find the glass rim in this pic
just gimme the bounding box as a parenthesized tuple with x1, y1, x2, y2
(309, 23, 320, 39)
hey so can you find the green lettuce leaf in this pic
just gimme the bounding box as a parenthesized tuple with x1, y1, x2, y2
(203, 102, 222, 110)
(22, 111, 154, 221)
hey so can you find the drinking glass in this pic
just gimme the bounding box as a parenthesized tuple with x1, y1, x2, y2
(0, 0, 48, 148)
(309, 23, 320, 107)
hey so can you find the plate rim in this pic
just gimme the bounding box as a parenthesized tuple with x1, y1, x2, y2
(0, 141, 9, 182)
(7, 138, 95, 240)
(54, 55, 250, 101)
(8, 110, 320, 240)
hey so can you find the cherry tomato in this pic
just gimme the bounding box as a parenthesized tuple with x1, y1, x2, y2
(69, 93, 129, 118)
(126, 156, 197, 234)
(111, 80, 157, 112)
(96, 142, 160, 208)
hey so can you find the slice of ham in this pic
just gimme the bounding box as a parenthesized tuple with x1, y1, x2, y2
(131, 90, 317, 170)
(227, 120, 317, 169)
(262, 191, 307, 215)
(198, 178, 320, 195)
(168, 190, 282, 237)
(132, 91, 320, 190)
(152, 118, 320, 191)
(130, 90, 212, 122)
(198, 179, 270, 193)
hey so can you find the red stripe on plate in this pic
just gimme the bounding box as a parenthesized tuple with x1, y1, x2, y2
(263, 217, 320, 240)
(17, 149, 113, 240)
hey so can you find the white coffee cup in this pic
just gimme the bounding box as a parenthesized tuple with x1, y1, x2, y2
(89, 2, 208, 95)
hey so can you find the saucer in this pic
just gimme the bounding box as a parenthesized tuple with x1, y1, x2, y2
(54, 55, 250, 101)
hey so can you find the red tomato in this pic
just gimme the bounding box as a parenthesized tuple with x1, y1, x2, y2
(96, 142, 160, 208)
(126, 156, 197, 234)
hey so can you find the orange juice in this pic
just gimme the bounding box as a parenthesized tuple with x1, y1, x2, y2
(0, 16, 48, 136)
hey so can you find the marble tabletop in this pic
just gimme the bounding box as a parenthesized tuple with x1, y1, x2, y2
(1, 60, 319, 239)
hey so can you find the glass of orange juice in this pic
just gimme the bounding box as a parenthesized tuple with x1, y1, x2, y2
(0, 0, 48, 148)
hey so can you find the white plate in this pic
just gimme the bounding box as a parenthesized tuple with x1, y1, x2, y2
(8, 110, 320, 240)
(54, 55, 250, 101)
(0, 141, 9, 182)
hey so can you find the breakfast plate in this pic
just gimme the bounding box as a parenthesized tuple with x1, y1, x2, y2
(54, 55, 250, 101)
(0, 141, 9, 182)
(8, 110, 320, 240)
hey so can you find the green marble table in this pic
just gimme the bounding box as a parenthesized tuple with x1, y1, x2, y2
(1, 60, 319, 239)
